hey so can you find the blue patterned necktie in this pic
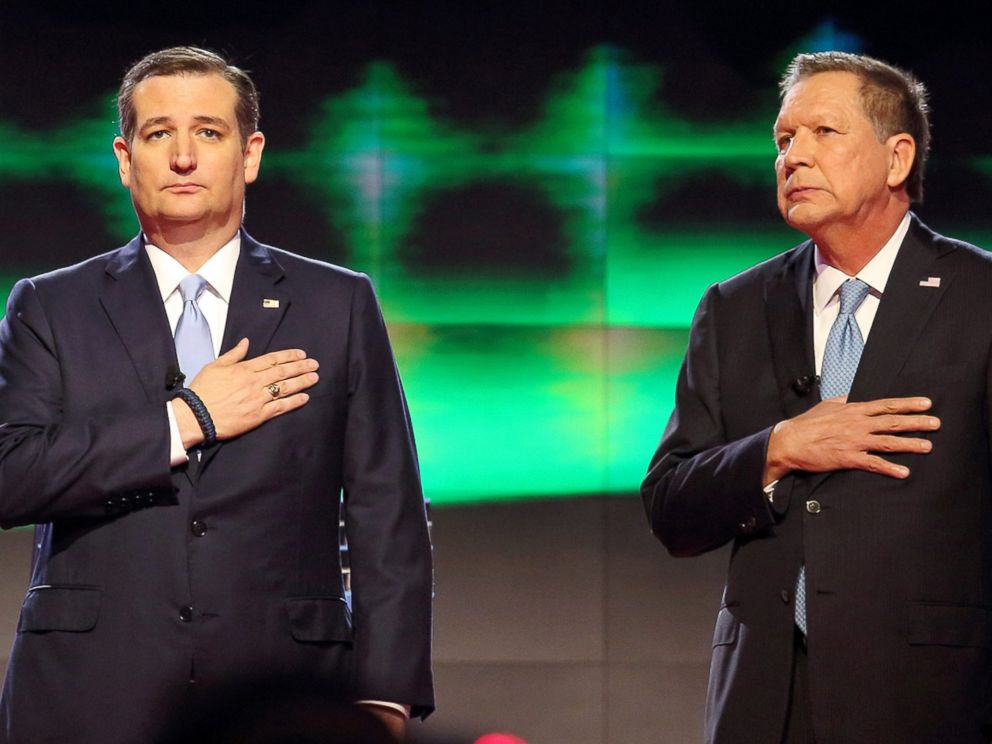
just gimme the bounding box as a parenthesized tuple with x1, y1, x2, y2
(174, 274, 215, 384)
(795, 278, 871, 635)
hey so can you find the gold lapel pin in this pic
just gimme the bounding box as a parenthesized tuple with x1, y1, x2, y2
(262, 298, 280, 308)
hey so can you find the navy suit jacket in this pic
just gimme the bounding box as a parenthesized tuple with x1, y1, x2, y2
(0, 232, 434, 743)
(643, 216, 992, 744)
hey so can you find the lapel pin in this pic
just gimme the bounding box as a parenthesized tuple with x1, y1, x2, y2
(262, 298, 280, 308)
(918, 277, 941, 288)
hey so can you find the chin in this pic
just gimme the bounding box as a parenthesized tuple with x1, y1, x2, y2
(785, 205, 826, 231)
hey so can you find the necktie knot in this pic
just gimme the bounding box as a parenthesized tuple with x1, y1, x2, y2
(838, 278, 870, 315)
(178, 274, 209, 304)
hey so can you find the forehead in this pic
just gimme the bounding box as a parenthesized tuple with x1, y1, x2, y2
(131, 73, 237, 121)
(775, 71, 867, 128)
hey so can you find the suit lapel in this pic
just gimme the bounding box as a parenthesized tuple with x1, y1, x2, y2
(765, 241, 818, 419)
(99, 236, 177, 404)
(848, 216, 952, 402)
(202, 231, 289, 471)
(219, 232, 289, 355)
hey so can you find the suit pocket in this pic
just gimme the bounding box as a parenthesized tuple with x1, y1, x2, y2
(286, 596, 353, 643)
(712, 606, 739, 647)
(908, 602, 992, 648)
(17, 585, 102, 633)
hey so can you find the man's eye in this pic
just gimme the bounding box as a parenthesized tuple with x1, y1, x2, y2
(815, 127, 836, 135)
(147, 130, 169, 141)
(776, 135, 792, 152)
(199, 129, 220, 139)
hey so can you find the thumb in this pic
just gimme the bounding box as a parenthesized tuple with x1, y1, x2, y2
(216, 337, 250, 365)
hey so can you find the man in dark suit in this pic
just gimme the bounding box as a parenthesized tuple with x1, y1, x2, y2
(0, 47, 433, 743)
(642, 52, 992, 743)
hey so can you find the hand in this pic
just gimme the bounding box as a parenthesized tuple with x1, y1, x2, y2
(174, 338, 319, 447)
(764, 395, 939, 483)
(361, 704, 407, 741)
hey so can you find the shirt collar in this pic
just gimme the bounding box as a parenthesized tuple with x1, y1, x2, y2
(144, 233, 241, 304)
(812, 211, 911, 313)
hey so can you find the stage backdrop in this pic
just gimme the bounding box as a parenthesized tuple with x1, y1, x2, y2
(4, 6, 991, 506)
(4, 4, 992, 743)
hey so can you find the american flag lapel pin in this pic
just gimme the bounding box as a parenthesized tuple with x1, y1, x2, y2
(262, 298, 280, 308)
(918, 277, 941, 288)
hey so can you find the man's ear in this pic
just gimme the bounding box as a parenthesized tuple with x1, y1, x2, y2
(113, 136, 132, 188)
(243, 131, 265, 184)
(886, 132, 916, 190)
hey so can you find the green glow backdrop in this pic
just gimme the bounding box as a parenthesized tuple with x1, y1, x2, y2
(2, 8, 992, 504)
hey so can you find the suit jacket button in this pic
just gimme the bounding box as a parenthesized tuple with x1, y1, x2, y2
(806, 499, 822, 514)
(780, 589, 791, 604)
(191, 520, 207, 537)
(179, 606, 194, 623)
(737, 516, 757, 533)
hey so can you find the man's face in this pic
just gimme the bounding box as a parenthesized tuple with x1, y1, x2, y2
(113, 73, 263, 237)
(774, 71, 896, 235)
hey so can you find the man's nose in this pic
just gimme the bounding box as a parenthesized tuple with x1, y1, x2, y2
(782, 128, 814, 168)
(170, 135, 196, 173)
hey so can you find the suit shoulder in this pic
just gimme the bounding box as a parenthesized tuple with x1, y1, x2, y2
(25, 247, 122, 289)
(259, 243, 374, 289)
(711, 241, 809, 299)
(912, 218, 992, 272)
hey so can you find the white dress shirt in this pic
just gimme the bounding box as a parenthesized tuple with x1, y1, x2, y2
(811, 211, 911, 374)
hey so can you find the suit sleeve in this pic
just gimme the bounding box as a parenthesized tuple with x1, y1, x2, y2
(340, 275, 434, 718)
(641, 283, 777, 557)
(0, 279, 174, 528)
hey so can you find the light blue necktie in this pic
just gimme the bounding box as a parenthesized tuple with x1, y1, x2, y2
(795, 278, 871, 635)
(174, 274, 215, 384)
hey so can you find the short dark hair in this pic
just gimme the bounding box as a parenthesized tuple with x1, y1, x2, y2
(780, 51, 930, 203)
(117, 46, 260, 146)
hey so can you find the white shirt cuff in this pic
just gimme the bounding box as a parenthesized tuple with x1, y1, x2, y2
(355, 700, 411, 718)
(166, 402, 189, 466)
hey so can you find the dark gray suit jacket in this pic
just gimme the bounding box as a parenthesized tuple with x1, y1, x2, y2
(643, 215, 992, 744)
(0, 232, 434, 743)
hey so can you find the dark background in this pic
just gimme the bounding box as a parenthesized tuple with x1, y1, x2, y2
(1, 2, 990, 742)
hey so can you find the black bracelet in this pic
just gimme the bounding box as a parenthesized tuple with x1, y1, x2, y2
(172, 388, 217, 447)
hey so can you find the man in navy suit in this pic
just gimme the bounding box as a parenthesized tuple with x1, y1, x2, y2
(0, 47, 433, 743)
(643, 53, 992, 743)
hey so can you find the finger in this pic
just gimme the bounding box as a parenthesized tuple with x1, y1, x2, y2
(245, 348, 308, 372)
(866, 435, 933, 454)
(869, 414, 940, 433)
(216, 337, 250, 365)
(259, 359, 319, 386)
(856, 453, 911, 479)
(263, 372, 319, 399)
(859, 396, 932, 415)
(260, 392, 310, 420)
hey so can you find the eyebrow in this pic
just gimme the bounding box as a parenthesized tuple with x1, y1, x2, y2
(138, 115, 232, 131)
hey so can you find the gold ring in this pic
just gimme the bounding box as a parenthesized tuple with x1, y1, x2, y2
(266, 383, 281, 398)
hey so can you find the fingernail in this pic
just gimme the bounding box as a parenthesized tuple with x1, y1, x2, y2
(921, 440, 932, 452)
(898, 466, 910, 477)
